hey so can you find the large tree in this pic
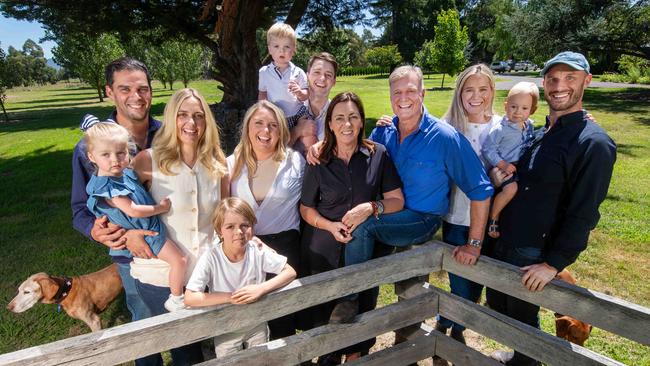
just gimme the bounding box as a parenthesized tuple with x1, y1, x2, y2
(365, 45, 403, 74)
(426, 8, 468, 88)
(295, 27, 368, 68)
(475, 0, 520, 61)
(415, 9, 469, 88)
(1, 0, 365, 151)
(53, 33, 124, 102)
(506, 0, 650, 64)
(370, 0, 464, 62)
(3, 40, 57, 87)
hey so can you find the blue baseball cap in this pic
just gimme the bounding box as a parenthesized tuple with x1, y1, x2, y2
(540, 51, 590, 76)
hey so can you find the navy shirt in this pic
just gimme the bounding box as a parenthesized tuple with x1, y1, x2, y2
(70, 111, 162, 262)
(499, 110, 616, 271)
(369, 109, 493, 215)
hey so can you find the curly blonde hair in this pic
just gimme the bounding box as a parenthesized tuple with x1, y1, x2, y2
(230, 100, 290, 180)
(151, 88, 227, 178)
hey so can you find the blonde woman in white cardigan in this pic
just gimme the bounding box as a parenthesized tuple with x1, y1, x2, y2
(131, 88, 229, 364)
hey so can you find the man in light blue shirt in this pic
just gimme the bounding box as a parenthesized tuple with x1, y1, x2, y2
(330, 65, 493, 323)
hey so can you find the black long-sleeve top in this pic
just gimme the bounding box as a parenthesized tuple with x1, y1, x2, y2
(499, 110, 617, 272)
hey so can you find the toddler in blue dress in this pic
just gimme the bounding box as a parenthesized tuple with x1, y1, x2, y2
(84, 122, 187, 312)
(482, 82, 539, 238)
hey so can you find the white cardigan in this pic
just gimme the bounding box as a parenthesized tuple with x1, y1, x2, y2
(131, 149, 221, 287)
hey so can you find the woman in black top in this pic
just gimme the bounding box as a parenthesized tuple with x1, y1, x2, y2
(300, 92, 404, 363)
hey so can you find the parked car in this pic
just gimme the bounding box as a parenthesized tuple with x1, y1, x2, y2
(514, 60, 537, 71)
(490, 61, 510, 73)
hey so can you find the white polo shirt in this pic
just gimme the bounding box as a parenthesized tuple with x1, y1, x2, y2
(227, 148, 305, 235)
(259, 61, 307, 117)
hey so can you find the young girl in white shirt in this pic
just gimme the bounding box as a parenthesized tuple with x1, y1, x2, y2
(184, 197, 296, 357)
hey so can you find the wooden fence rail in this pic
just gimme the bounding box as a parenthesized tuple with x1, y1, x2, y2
(0, 241, 647, 366)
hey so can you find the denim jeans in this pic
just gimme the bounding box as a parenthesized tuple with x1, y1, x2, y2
(344, 209, 442, 267)
(116, 263, 162, 366)
(436, 222, 484, 332)
(135, 280, 205, 366)
(486, 242, 543, 366)
(258, 230, 300, 340)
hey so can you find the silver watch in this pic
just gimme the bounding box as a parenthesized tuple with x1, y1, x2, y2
(467, 238, 482, 248)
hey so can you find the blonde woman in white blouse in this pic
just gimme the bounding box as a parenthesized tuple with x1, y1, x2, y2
(227, 100, 305, 339)
(437, 64, 499, 345)
(131, 88, 229, 364)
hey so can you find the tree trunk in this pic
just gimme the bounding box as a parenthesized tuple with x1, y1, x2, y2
(96, 84, 104, 102)
(441, 74, 445, 89)
(210, 0, 265, 154)
(0, 97, 9, 123)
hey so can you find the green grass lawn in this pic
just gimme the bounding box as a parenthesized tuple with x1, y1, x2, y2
(1, 76, 648, 365)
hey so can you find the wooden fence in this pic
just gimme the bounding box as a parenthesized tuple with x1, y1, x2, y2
(1, 241, 648, 365)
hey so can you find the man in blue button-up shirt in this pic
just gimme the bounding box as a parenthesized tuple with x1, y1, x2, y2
(328, 66, 493, 323)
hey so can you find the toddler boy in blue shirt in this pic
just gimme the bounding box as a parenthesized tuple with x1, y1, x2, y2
(482, 82, 538, 238)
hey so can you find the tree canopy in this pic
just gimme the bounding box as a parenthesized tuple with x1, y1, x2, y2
(496, 0, 650, 65)
(2, 39, 57, 88)
(370, 0, 464, 62)
(1, 1, 365, 108)
(366, 45, 403, 73)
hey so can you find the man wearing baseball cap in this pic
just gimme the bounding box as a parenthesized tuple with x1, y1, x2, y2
(487, 51, 617, 365)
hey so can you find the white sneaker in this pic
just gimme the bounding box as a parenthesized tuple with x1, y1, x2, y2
(490, 350, 514, 364)
(164, 294, 186, 312)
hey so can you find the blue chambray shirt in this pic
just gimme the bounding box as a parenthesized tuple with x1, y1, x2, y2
(369, 109, 493, 215)
(482, 116, 535, 167)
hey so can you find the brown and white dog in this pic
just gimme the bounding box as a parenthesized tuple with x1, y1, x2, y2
(7, 264, 122, 332)
(554, 270, 593, 346)
(491, 269, 594, 363)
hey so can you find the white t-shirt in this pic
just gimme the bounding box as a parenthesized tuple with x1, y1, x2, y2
(259, 61, 307, 117)
(444, 115, 500, 226)
(186, 240, 287, 293)
(227, 149, 304, 235)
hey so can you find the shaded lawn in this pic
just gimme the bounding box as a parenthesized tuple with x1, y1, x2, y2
(0, 77, 648, 364)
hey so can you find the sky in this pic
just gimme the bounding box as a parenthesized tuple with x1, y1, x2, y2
(0, 14, 56, 58)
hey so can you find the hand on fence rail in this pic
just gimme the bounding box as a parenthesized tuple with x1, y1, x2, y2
(521, 262, 559, 291)
(452, 244, 480, 265)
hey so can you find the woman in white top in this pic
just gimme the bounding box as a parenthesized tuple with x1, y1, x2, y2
(437, 64, 499, 343)
(227, 100, 304, 339)
(132, 88, 229, 364)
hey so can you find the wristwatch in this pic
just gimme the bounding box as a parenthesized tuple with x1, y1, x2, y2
(467, 238, 482, 248)
(370, 201, 385, 219)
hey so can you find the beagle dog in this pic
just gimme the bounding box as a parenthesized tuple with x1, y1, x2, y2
(8, 264, 122, 332)
(554, 270, 593, 346)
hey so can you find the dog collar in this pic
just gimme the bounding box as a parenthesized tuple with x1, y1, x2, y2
(50, 276, 73, 303)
